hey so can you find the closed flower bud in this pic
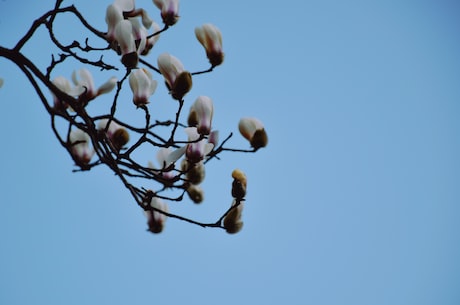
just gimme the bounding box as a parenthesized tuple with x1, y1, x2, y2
(181, 159, 205, 185)
(223, 200, 244, 234)
(157, 53, 192, 100)
(69, 128, 95, 166)
(186, 184, 204, 204)
(189, 96, 213, 135)
(145, 196, 169, 233)
(195, 23, 224, 66)
(129, 68, 157, 106)
(111, 128, 130, 150)
(97, 119, 130, 151)
(115, 20, 138, 68)
(238, 117, 268, 149)
(231, 169, 247, 200)
(153, 0, 180, 26)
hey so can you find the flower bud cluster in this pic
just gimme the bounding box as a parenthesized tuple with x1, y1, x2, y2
(43, 0, 269, 235)
(105, 0, 164, 68)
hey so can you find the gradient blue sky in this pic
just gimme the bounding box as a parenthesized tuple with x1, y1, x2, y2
(1, 0, 459, 304)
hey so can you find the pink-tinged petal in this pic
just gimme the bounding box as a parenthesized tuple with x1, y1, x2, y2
(184, 127, 211, 163)
(72, 69, 97, 99)
(69, 129, 95, 165)
(191, 95, 213, 135)
(208, 130, 219, 147)
(164, 146, 186, 165)
(114, 20, 136, 55)
(105, 4, 123, 41)
(51, 76, 83, 110)
(154, 0, 179, 26)
(157, 52, 184, 89)
(97, 119, 120, 137)
(97, 76, 117, 96)
(129, 68, 157, 106)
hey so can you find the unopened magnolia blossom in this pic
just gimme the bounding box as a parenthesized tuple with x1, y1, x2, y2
(129, 68, 157, 106)
(157, 52, 192, 100)
(188, 96, 214, 135)
(223, 199, 244, 234)
(145, 196, 169, 233)
(69, 128, 95, 166)
(238, 117, 268, 149)
(153, 0, 179, 26)
(195, 23, 224, 66)
(97, 119, 130, 150)
(114, 20, 138, 68)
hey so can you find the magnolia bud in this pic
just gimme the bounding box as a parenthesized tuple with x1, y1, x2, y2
(145, 196, 168, 233)
(186, 184, 204, 204)
(238, 117, 268, 150)
(181, 159, 205, 185)
(223, 200, 244, 234)
(111, 128, 130, 150)
(195, 24, 224, 67)
(224, 218, 243, 234)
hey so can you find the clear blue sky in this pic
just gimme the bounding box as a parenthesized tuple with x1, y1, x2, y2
(1, 0, 459, 304)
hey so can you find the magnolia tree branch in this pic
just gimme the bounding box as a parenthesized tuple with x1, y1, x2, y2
(0, 0, 268, 234)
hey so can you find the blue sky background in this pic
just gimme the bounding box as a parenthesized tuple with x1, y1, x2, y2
(1, 0, 459, 304)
